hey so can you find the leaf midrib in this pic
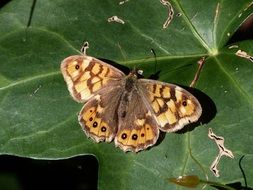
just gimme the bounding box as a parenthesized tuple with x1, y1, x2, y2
(173, 0, 213, 54)
(214, 56, 253, 108)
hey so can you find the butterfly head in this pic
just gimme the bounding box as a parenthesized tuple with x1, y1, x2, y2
(129, 67, 144, 79)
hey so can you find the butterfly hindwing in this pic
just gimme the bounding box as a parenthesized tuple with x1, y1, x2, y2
(139, 79, 202, 132)
(79, 86, 122, 142)
(115, 88, 160, 152)
(61, 55, 125, 102)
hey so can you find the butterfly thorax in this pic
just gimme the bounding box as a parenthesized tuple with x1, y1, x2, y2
(117, 72, 140, 121)
(124, 72, 138, 92)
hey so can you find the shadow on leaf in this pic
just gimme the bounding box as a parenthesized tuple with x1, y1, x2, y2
(176, 85, 217, 134)
(99, 58, 130, 74)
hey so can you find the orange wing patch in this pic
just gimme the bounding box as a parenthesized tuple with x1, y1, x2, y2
(115, 114, 159, 152)
(140, 79, 202, 133)
(78, 95, 116, 142)
(61, 55, 125, 102)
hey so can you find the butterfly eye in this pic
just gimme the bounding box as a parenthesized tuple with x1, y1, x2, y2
(75, 64, 80, 70)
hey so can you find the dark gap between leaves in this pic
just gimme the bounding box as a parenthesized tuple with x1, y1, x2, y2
(0, 0, 11, 9)
(0, 155, 98, 190)
(227, 14, 253, 44)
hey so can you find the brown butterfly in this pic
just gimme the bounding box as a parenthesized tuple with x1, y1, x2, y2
(61, 55, 202, 152)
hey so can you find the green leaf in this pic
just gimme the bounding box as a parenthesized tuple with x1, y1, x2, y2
(1, 0, 253, 189)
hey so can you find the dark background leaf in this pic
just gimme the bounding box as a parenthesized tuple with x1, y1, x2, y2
(0, 0, 253, 189)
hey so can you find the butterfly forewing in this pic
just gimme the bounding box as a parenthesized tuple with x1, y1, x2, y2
(139, 79, 202, 132)
(61, 55, 125, 103)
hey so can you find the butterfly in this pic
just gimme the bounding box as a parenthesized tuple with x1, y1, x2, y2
(61, 55, 202, 152)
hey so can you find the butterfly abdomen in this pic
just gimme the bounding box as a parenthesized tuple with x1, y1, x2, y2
(117, 74, 139, 118)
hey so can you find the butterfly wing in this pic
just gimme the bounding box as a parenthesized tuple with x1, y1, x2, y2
(61, 55, 125, 103)
(114, 88, 160, 152)
(79, 86, 123, 142)
(139, 79, 202, 132)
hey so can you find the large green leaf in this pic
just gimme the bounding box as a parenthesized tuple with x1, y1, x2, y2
(1, 0, 253, 189)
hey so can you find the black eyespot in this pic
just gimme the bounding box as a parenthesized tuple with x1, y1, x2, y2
(141, 133, 145, 137)
(89, 110, 93, 113)
(93, 122, 98, 128)
(75, 65, 80, 70)
(121, 133, 127, 139)
(101, 126, 106, 132)
(89, 117, 93, 121)
(132, 134, 138, 140)
(182, 101, 187, 106)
